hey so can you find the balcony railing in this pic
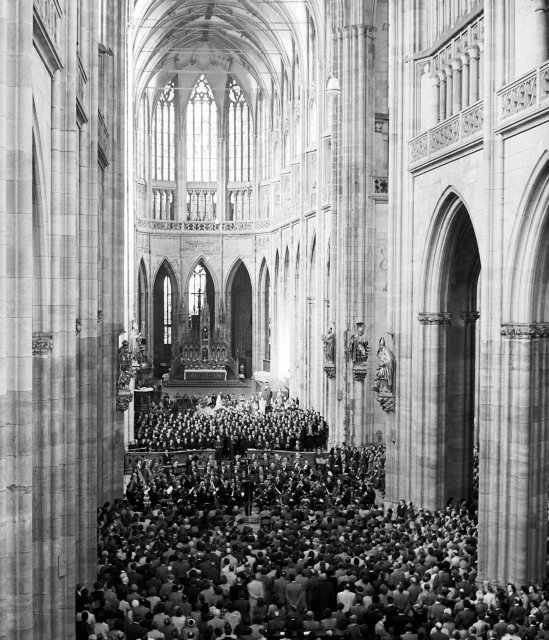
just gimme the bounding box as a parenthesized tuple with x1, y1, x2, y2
(136, 218, 271, 233)
(410, 100, 483, 166)
(152, 186, 176, 220)
(498, 61, 549, 123)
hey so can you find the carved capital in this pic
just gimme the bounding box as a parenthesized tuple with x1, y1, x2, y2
(32, 332, 53, 355)
(418, 312, 452, 325)
(375, 392, 395, 413)
(116, 391, 133, 412)
(501, 323, 549, 339)
(352, 364, 368, 382)
(324, 364, 336, 379)
(460, 311, 480, 323)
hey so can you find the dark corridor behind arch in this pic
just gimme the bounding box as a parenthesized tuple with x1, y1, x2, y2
(231, 262, 253, 378)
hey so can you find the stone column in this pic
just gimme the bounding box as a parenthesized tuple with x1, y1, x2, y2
(412, 313, 452, 510)
(514, 0, 549, 76)
(460, 53, 470, 109)
(451, 58, 462, 113)
(478, 324, 549, 584)
(468, 46, 480, 103)
(420, 63, 439, 129)
(437, 71, 447, 122)
(444, 65, 453, 118)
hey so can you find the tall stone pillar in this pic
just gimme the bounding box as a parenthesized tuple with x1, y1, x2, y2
(468, 46, 480, 103)
(420, 63, 439, 130)
(331, 11, 379, 445)
(478, 324, 549, 584)
(451, 58, 462, 113)
(438, 71, 447, 122)
(444, 65, 453, 118)
(412, 312, 452, 509)
(461, 54, 470, 109)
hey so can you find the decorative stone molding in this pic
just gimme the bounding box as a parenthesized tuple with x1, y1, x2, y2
(32, 332, 53, 355)
(324, 364, 336, 379)
(116, 391, 133, 412)
(418, 312, 452, 325)
(460, 310, 480, 323)
(352, 364, 368, 382)
(116, 340, 134, 411)
(98, 310, 103, 323)
(375, 392, 395, 413)
(501, 323, 549, 338)
(76, 318, 82, 335)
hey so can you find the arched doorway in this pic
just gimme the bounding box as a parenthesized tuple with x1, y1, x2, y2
(259, 259, 271, 370)
(187, 260, 215, 338)
(417, 194, 480, 508)
(230, 262, 252, 378)
(137, 259, 148, 333)
(153, 261, 178, 377)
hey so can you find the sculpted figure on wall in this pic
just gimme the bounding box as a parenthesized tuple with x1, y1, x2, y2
(321, 326, 335, 363)
(349, 322, 369, 367)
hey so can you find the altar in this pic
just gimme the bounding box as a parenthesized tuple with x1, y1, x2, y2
(184, 368, 227, 381)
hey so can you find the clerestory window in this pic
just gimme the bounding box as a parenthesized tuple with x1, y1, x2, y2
(152, 81, 175, 182)
(186, 75, 217, 182)
(228, 77, 252, 182)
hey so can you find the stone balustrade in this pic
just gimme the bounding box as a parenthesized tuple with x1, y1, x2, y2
(498, 60, 549, 122)
(152, 186, 176, 220)
(410, 100, 483, 166)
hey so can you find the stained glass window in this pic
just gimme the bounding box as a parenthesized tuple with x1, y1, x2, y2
(228, 78, 252, 182)
(163, 276, 172, 344)
(186, 75, 217, 182)
(189, 264, 207, 315)
(152, 82, 175, 182)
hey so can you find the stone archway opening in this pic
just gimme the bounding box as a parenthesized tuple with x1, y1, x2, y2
(153, 261, 178, 378)
(231, 262, 253, 379)
(442, 204, 481, 505)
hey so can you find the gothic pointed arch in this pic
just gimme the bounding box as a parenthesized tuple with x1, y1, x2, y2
(505, 152, 549, 322)
(137, 258, 149, 332)
(415, 190, 481, 508)
(259, 257, 271, 366)
(185, 257, 216, 337)
(227, 259, 253, 377)
(152, 259, 180, 377)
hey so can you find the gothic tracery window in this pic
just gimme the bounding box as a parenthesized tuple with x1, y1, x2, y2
(163, 276, 172, 345)
(189, 264, 207, 315)
(228, 77, 252, 182)
(152, 81, 175, 182)
(186, 75, 217, 183)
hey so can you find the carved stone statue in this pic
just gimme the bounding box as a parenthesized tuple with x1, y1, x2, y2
(128, 319, 142, 360)
(321, 326, 335, 363)
(372, 337, 395, 394)
(349, 322, 369, 367)
(118, 340, 132, 371)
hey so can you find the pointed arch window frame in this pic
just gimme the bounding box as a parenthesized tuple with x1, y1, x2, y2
(152, 80, 176, 182)
(186, 74, 218, 183)
(228, 76, 253, 183)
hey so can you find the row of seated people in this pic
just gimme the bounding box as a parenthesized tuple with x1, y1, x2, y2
(129, 403, 329, 453)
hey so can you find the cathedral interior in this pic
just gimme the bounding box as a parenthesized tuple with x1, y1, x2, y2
(2, 0, 549, 637)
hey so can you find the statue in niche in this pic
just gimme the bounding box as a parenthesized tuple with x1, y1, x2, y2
(321, 326, 335, 363)
(372, 337, 395, 394)
(349, 322, 369, 366)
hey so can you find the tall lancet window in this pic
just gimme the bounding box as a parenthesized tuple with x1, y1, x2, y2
(228, 77, 252, 182)
(163, 276, 172, 345)
(186, 75, 217, 182)
(152, 81, 175, 181)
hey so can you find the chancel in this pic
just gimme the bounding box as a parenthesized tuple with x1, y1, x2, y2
(2, 0, 549, 638)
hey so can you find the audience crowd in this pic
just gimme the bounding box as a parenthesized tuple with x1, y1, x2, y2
(130, 400, 329, 453)
(77, 435, 549, 640)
